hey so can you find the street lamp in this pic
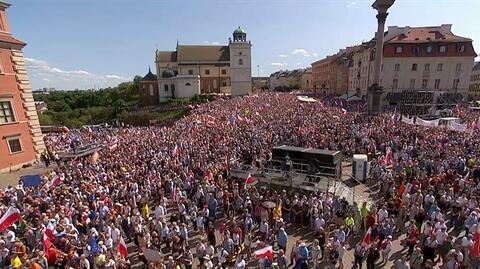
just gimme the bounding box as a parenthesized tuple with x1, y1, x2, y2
(368, 0, 395, 115)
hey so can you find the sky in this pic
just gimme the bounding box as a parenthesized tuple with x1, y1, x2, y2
(6, 0, 480, 90)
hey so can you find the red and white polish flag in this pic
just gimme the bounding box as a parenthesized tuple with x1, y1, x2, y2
(362, 227, 372, 246)
(109, 137, 119, 151)
(0, 207, 21, 232)
(44, 221, 56, 241)
(118, 236, 128, 258)
(254, 245, 273, 261)
(245, 174, 254, 185)
(46, 174, 64, 190)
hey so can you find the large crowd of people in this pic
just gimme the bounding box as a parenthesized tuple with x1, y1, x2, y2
(2, 92, 480, 269)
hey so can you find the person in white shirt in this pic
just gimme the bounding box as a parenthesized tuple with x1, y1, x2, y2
(155, 204, 166, 219)
(234, 255, 246, 269)
(377, 206, 389, 223)
(380, 236, 393, 265)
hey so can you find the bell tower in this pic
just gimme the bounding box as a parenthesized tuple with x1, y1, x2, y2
(229, 26, 252, 96)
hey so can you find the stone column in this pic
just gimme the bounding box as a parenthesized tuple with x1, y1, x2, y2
(368, 0, 395, 115)
(372, 12, 387, 86)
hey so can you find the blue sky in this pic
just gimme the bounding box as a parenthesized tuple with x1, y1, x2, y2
(7, 0, 480, 90)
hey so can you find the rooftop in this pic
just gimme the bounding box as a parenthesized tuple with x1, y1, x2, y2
(385, 25, 472, 44)
(156, 45, 230, 63)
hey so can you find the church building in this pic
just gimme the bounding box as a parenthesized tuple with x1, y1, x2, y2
(141, 27, 252, 104)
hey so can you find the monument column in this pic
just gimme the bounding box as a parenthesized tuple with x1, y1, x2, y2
(368, 0, 395, 115)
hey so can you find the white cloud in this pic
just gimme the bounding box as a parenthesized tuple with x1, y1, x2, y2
(270, 62, 288, 67)
(291, 48, 317, 57)
(346, 0, 358, 8)
(25, 57, 129, 90)
(278, 54, 287, 58)
(106, 75, 122, 79)
(203, 41, 220, 45)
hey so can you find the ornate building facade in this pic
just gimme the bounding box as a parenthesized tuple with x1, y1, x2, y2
(0, 1, 45, 172)
(148, 27, 252, 103)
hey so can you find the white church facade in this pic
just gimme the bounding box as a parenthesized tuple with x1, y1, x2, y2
(154, 27, 252, 101)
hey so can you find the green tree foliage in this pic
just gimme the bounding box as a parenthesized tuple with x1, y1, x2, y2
(34, 80, 140, 127)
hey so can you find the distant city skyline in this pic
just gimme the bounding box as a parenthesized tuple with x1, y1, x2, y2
(7, 0, 480, 90)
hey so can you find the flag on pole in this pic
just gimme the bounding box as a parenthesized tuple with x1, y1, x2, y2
(385, 147, 393, 166)
(341, 108, 347, 115)
(0, 207, 21, 232)
(254, 245, 273, 261)
(45, 220, 56, 240)
(118, 236, 128, 258)
(109, 137, 118, 151)
(362, 227, 372, 246)
(46, 174, 64, 191)
(245, 174, 254, 184)
(471, 228, 480, 258)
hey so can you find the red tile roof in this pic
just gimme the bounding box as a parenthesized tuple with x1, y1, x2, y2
(387, 26, 471, 44)
(0, 33, 25, 46)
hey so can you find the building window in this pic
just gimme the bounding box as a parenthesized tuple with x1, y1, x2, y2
(457, 44, 465, 52)
(188, 69, 193, 75)
(434, 79, 441, 89)
(392, 79, 399, 89)
(412, 64, 417, 71)
(238, 59, 243, 65)
(410, 79, 415, 89)
(205, 69, 210, 75)
(437, 63, 443, 71)
(164, 84, 169, 92)
(453, 79, 460, 89)
(222, 80, 227, 87)
(424, 64, 430, 71)
(456, 63, 462, 71)
(426, 46, 433, 54)
(0, 100, 15, 124)
(394, 63, 400, 71)
(239, 52, 242, 55)
(439, 45, 447, 53)
(149, 85, 154, 96)
(395, 46, 403, 54)
(422, 79, 428, 89)
(413, 46, 420, 54)
(7, 137, 22, 154)
(221, 69, 227, 75)
(185, 82, 191, 86)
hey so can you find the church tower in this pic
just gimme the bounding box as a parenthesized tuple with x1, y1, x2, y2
(229, 26, 252, 96)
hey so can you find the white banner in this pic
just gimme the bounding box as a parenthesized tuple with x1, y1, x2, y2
(447, 121, 468, 132)
(401, 115, 415, 125)
(416, 118, 439, 128)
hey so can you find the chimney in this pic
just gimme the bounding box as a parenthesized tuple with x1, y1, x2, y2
(440, 24, 452, 33)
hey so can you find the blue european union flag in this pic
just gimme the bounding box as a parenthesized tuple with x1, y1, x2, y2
(89, 237, 102, 255)
(20, 175, 42, 188)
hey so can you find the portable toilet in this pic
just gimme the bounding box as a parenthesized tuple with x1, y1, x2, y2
(352, 154, 369, 182)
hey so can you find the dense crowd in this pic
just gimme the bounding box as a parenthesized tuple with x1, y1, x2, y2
(2, 93, 480, 269)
